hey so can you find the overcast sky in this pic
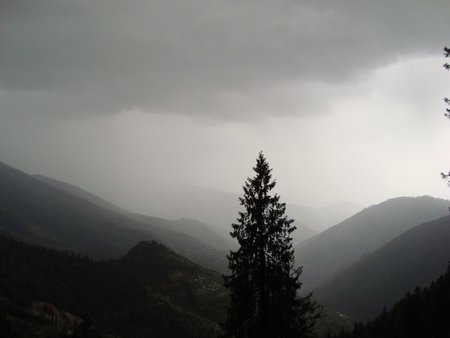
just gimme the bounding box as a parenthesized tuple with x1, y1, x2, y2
(1, 0, 450, 212)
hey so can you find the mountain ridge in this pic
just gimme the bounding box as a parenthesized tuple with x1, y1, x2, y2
(314, 214, 450, 320)
(0, 161, 228, 272)
(295, 195, 450, 290)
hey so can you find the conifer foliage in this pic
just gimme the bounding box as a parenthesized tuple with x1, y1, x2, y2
(332, 266, 450, 338)
(223, 152, 319, 338)
(441, 47, 450, 184)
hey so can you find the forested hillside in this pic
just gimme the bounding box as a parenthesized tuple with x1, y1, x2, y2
(333, 267, 450, 338)
(0, 234, 228, 338)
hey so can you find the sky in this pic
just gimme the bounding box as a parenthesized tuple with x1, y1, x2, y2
(1, 0, 450, 212)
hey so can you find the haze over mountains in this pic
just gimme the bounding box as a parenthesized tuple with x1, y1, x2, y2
(315, 214, 450, 320)
(34, 174, 233, 253)
(23, 162, 363, 247)
(33, 174, 128, 214)
(0, 160, 361, 276)
(111, 183, 363, 245)
(294, 196, 450, 290)
(0, 161, 229, 273)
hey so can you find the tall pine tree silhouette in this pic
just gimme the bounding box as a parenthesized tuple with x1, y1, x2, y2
(223, 152, 319, 338)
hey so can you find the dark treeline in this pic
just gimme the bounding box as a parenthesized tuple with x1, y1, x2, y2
(331, 266, 450, 338)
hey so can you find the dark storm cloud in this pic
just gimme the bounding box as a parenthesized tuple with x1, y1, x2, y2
(1, 0, 449, 119)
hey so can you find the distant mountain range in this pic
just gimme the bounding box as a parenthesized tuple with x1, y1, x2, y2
(33, 174, 128, 214)
(314, 214, 450, 320)
(33, 174, 234, 253)
(288, 201, 364, 233)
(0, 233, 228, 337)
(26, 166, 363, 248)
(125, 183, 363, 245)
(0, 161, 228, 272)
(294, 196, 450, 291)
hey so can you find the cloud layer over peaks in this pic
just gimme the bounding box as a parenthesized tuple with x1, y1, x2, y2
(1, 0, 449, 120)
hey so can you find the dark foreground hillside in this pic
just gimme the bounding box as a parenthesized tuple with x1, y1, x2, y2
(333, 266, 450, 338)
(0, 234, 228, 338)
(0, 232, 358, 338)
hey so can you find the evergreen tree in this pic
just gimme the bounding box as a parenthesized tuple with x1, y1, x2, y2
(223, 152, 319, 338)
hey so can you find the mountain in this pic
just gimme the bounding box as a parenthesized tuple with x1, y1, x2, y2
(294, 223, 319, 244)
(35, 175, 364, 246)
(0, 233, 228, 338)
(129, 214, 232, 253)
(0, 161, 227, 272)
(33, 174, 127, 213)
(288, 201, 364, 233)
(314, 214, 450, 320)
(334, 267, 450, 338)
(119, 184, 239, 239)
(34, 174, 233, 252)
(124, 183, 359, 245)
(17, 169, 327, 247)
(294, 196, 450, 290)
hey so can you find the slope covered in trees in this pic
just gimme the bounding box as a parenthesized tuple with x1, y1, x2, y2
(0, 233, 228, 338)
(294, 196, 450, 290)
(333, 266, 450, 338)
(0, 161, 227, 272)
